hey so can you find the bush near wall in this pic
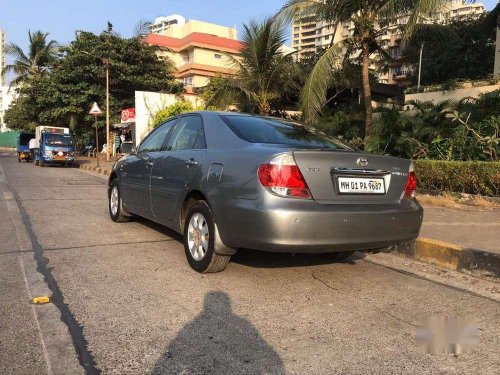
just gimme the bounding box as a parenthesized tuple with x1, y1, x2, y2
(414, 160, 500, 197)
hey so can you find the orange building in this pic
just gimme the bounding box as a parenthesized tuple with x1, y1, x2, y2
(145, 19, 243, 90)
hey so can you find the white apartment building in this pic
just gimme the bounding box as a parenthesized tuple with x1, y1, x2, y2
(292, 1, 486, 85)
(0, 29, 5, 88)
(149, 14, 187, 35)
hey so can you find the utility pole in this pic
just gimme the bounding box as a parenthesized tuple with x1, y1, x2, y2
(417, 43, 424, 92)
(105, 59, 110, 162)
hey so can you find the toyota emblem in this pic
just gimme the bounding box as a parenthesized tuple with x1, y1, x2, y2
(357, 157, 368, 167)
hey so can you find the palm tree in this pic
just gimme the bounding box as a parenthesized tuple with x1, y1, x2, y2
(280, 0, 459, 141)
(3, 30, 58, 86)
(203, 18, 300, 115)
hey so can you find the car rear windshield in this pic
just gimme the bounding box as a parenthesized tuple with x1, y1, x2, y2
(220, 115, 352, 150)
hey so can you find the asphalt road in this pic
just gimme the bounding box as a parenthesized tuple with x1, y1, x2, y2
(0, 151, 499, 375)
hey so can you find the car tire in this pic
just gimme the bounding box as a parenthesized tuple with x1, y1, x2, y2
(184, 201, 230, 273)
(109, 180, 131, 223)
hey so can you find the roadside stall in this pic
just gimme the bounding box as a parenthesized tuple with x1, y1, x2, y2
(111, 108, 136, 157)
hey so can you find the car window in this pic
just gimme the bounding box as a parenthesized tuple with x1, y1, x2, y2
(138, 119, 176, 153)
(220, 115, 352, 150)
(166, 115, 205, 151)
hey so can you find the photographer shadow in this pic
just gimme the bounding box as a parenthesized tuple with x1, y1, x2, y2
(151, 291, 285, 375)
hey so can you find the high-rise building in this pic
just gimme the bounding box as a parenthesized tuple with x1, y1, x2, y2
(145, 16, 242, 90)
(0, 29, 6, 88)
(292, 1, 486, 85)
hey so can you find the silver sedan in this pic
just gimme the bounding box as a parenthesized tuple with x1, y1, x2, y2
(108, 111, 423, 273)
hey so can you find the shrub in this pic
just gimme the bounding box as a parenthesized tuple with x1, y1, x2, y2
(152, 101, 194, 127)
(414, 160, 500, 196)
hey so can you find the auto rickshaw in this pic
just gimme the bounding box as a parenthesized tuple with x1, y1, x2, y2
(17, 132, 35, 162)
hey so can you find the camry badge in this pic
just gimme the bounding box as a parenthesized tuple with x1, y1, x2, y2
(357, 157, 368, 167)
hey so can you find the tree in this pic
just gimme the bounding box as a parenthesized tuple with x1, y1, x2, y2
(5, 25, 182, 134)
(279, 0, 458, 141)
(3, 30, 58, 86)
(404, 15, 497, 85)
(203, 18, 300, 115)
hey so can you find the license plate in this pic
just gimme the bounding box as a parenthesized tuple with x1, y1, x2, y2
(55, 155, 65, 160)
(338, 177, 385, 194)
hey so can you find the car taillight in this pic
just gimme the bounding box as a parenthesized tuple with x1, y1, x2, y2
(402, 165, 417, 199)
(258, 153, 312, 199)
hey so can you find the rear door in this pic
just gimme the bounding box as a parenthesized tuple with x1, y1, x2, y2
(293, 151, 411, 205)
(151, 114, 206, 221)
(120, 120, 176, 215)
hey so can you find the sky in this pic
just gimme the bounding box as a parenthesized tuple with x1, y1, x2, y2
(0, 0, 498, 64)
(0, 0, 287, 50)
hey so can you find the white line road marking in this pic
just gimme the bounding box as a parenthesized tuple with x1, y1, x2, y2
(36, 182, 58, 198)
(19, 256, 54, 375)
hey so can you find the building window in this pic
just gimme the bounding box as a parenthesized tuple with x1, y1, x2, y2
(183, 76, 193, 86)
(324, 35, 329, 40)
(294, 33, 299, 38)
(294, 27, 299, 31)
(214, 53, 222, 59)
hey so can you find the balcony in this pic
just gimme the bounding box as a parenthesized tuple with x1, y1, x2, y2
(392, 70, 412, 81)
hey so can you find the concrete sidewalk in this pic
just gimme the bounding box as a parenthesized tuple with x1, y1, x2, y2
(421, 205, 499, 254)
(76, 156, 499, 255)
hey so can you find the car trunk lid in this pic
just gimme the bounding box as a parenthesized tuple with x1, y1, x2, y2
(292, 150, 411, 205)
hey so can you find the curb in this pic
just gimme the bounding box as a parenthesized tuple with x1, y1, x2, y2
(393, 238, 499, 278)
(78, 163, 111, 176)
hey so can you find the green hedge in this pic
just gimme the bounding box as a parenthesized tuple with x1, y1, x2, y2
(414, 160, 500, 197)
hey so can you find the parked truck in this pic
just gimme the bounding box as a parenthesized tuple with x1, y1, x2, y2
(33, 126, 75, 167)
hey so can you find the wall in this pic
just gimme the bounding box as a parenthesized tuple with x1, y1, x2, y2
(0, 130, 19, 148)
(404, 84, 500, 108)
(134, 91, 203, 144)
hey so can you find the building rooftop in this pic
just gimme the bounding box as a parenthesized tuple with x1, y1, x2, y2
(145, 32, 244, 53)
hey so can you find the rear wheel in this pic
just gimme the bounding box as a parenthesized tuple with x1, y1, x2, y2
(109, 180, 131, 222)
(184, 201, 230, 273)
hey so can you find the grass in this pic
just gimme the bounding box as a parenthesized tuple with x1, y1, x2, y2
(417, 192, 500, 210)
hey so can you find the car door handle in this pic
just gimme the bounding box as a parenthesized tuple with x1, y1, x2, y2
(185, 159, 198, 167)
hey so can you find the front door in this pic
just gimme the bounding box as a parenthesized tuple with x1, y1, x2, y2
(151, 115, 206, 221)
(120, 120, 176, 215)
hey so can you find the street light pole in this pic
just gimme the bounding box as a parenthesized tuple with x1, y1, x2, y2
(105, 59, 110, 162)
(417, 43, 424, 93)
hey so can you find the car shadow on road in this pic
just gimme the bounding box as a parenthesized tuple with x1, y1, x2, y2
(151, 291, 285, 375)
(231, 249, 361, 269)
(134, 216, 362, 269)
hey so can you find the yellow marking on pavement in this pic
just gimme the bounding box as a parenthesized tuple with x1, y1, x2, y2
(32, 296, 51, 305)
(3, 192, 14, 199)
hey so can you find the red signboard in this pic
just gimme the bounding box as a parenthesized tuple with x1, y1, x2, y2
(121, 108, 136, 123)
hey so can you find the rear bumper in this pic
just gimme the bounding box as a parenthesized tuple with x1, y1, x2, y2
(213, 198, 423, 253)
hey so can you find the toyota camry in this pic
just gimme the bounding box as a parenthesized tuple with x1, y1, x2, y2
(108, 111, 423, 273)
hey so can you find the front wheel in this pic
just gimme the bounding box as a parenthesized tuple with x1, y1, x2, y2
(109, 181, 130, 223)
(184, 201, 230, 273)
